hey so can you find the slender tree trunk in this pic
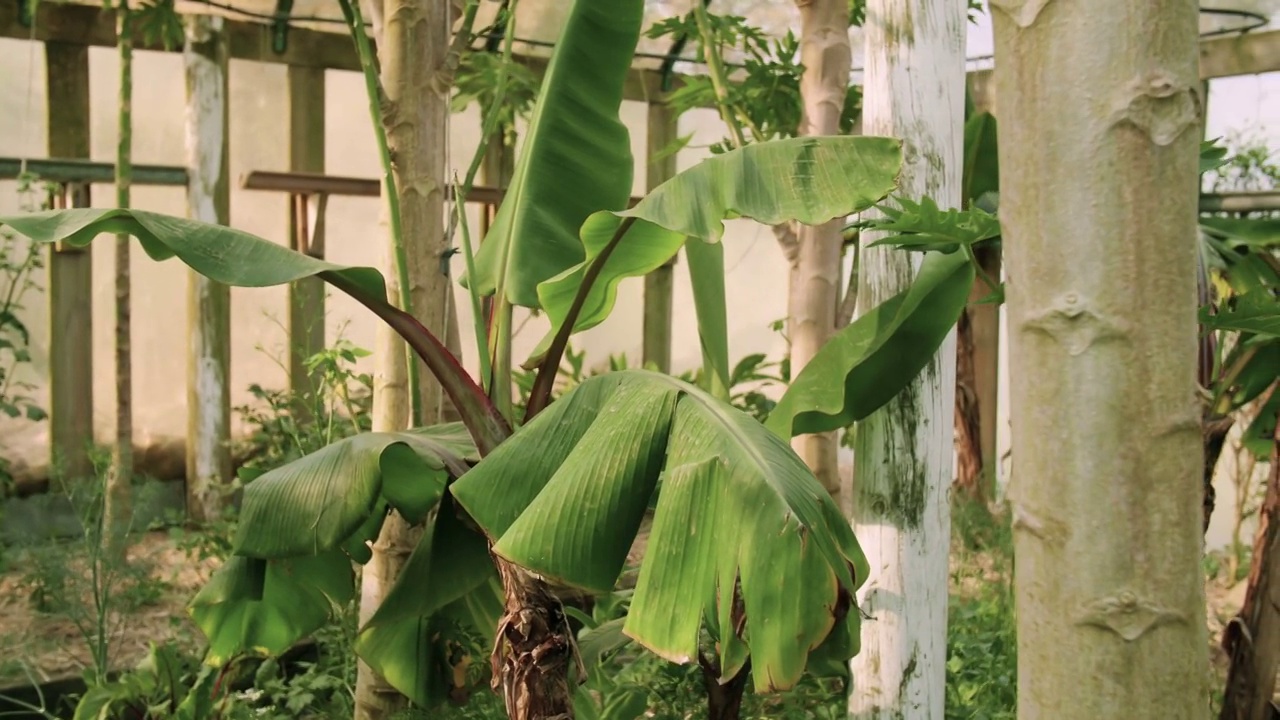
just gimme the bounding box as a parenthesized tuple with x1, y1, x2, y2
(991, 0, 1210, 716)
(848, 1, 964, 718)
(954, 245, 1001, 502)
(353, 0, 458, 717)
(789, 0, 850, 503)
(183, 15, 232, 526)
(1220, 406, 1280, 720)
(106, 0, 134, 557)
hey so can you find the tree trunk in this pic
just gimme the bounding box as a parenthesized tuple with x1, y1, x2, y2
(106, 0, 134, 557)
(1220, 408, 1280, 720)
(953, 245, 1001, 502)
(183, 14, 233, 526)
(353, 0, 457, 717)
(991, 0, 1210, 716)
(789, 0, 850, 503)
(848, 1, 964, 718)
(491, 560, 576, 720)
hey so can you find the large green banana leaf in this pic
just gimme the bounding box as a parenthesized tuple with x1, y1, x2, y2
(353, 494, 503, 707)
(188, 551, 354, 665)
(0, 209, 509, 451)
(449, 370, 869, 692)
(464, 0, 642, 308)
(528, 136, 904, 362)
(767, 250, 974, 438)
(233, 424, 476, 559)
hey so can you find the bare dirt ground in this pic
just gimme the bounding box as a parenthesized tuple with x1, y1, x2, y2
(0, 530, 219, 687)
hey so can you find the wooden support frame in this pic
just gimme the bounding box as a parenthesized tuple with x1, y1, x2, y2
(642, 103, 678, 374)
(286, 66, 326, 414)
(14, 2, 1278, 110)
(183, 15, 232, 524)
(0, 157, 187, 185)
(44, 42, 94, 486)
(1200, 191, 1280, 213)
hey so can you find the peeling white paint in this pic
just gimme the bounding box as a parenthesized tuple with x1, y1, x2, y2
(183, 14, 229, 523)
(849, 1, 965, 718)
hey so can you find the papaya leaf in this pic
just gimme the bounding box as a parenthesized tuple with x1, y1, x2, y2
(766, 250, 975, 438)
(450, 370, 868, 692)
(464, 0, 643, 308)
(861, 196, 1001, 252)
(233, 425, 476, 559)
(1200, 291, 1280, 339)
(0, 208, 509, 453)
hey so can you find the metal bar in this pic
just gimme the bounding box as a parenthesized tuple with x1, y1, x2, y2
(0, 157, 187, 186)
(1200, 192, 1280, 214)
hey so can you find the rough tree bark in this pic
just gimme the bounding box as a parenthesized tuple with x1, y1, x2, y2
(353, 0, 458, 717)
(848, 1, 964, 718)
(1220, 407, 1280, 720)
(789, 0, 851, 503)
(991, 0, 1211, 716)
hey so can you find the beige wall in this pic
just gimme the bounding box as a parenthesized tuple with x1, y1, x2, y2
(5, 34, 1264, 555)
(0, 37, 795, 480)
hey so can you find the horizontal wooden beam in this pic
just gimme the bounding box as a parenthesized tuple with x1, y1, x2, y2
(241, 169, 645, 206)
(5, 2, 1276, 113)
(1201, 191, 1280, 213)
(0, 157, 188, 185)
(0, 1, 673, 102)
(0, 1, 363, 71)
(1200, 29, 1280, 80)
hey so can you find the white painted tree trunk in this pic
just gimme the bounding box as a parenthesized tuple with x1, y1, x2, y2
(790, 0, 851, 503)
(182, 15, 232, 525)
(848, 2, 964, 718)
(990, 1, 1210, 716)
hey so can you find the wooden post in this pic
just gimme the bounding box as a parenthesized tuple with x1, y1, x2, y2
(183, 15, 232, 524)
(286, 66, 326, 410)
(44, 42, 94, 486)
(642, 102, 677, 373)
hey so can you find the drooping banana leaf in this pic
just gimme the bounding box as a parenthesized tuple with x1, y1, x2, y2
(188, 551, 354, 665)
(232, 424, 476, 559)
(0, 209, 509, 453)
(527, 136, 904, 363)
(463, 0, 643, 308)
(766, 250, 974, 438)
(449, 370, 869, 692)
(353, 495, 503, 707)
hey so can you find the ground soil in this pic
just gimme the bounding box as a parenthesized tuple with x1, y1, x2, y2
(0, 530, 219, 687)
(0, 526, 1259, 704)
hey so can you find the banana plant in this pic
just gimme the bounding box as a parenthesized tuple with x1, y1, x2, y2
(0, 1, 979, 717)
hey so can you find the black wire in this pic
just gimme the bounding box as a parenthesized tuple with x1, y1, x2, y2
(1199, 7, 1268, 38)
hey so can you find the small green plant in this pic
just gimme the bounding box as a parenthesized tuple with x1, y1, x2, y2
(946, 502, 1016, 720)
(1, 171, 51, 490)
(168, 338, 374, 566)
(645, 12, 858, 154)
(12, 464, 170, 686)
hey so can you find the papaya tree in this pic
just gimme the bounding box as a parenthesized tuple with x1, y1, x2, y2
(0, 0, 984, 717)
(991, 0, 1210, 715)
